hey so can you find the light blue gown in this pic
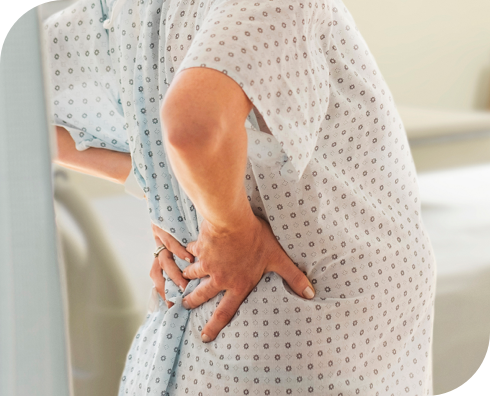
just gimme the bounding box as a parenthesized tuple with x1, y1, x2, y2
(43, 0, 437, 395)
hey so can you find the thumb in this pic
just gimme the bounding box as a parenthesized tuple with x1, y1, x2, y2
(185, 240, 198, 256)
(273, 258, 315, 300)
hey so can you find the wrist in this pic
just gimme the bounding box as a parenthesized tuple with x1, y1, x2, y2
(206, 198, 258, 237)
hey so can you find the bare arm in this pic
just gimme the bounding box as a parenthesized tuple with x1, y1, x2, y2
(53, 125, 132, 184)
(161, 67, 255, 234)
(160, 67, 314, 343)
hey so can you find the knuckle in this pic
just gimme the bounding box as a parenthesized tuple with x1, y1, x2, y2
(149, 267, 159, 278)
(211, 273, 224, 288)
(198, 258, 208, 272)
(214, 308, 233, 323)
(160, 247, 172, 258)
(192, 243, 201, 257)
(211, 277, 228, 293)
(291, 270, 306, 287)
(182, 267, 191, 279)
(234, 278, 254, 294)
(184, 295, 195, 308)
(164, 239, 176, 252)
(157, 257, 167, 270)
(194, 287, 206, 300)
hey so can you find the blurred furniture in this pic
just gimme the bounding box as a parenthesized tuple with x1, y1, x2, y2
(400, 106, 490, 171)
(53, 170, 143, 396)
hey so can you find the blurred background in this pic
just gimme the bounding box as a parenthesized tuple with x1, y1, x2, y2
(34, 0, 490, 395)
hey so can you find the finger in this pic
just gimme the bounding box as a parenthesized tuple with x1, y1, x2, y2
(182, 277, 220, 310)
(149, 258, 173, 308)
(158, 248, 188, 292)
(272, 258, 315, 300)
(171, 242, 195, 263)
(185, 240, 198, 257)
(149, 258, 167, 301)
(153, 229, 194, 264)
(182, 261, 207, 280)
(201, 291, 244, 343)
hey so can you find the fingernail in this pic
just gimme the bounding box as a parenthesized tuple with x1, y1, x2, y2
(182, 299, 190, 310)
(303, 286, 315, 299)
(179, 285, 185, 293)
(185, 257, 191, 263)
(201, 334, 211, 343)
(182, 270, 187, 278)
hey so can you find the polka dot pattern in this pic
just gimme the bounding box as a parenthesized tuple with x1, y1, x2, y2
(43, 1, 437, 395)
(176, 0, 331, 181)
(43, 0, 129, 153)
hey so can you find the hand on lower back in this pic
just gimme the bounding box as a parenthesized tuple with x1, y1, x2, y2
(183, 214, 315, 343)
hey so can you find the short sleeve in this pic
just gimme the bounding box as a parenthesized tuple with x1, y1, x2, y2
(42, 0, 129, 153)
(176, 0, 332, 181)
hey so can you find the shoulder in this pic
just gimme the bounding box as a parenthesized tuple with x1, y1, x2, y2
(204, 0, 332, 25)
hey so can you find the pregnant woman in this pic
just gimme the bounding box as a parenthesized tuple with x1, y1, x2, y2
(44, 0, 437, 395)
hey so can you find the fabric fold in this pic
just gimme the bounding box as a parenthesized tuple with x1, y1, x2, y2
(176, 0, 332, 182)
(246, 127, 299, 183)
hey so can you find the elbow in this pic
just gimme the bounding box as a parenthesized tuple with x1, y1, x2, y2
(161, 120, 199, 151)
(160, 96, 223, 152)
(54, 125, 73, 164)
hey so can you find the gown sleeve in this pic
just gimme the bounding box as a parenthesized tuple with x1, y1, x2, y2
(175, 0, 332, 181)
(42, 0, 129, 153)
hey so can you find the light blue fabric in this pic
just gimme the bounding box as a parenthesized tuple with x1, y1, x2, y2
(43, 1, 271, 391)
(43, 1, 438, 395)
(47, 0, 128, 154)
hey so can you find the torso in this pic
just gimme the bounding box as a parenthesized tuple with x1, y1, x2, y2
(43, 0, 438, 394)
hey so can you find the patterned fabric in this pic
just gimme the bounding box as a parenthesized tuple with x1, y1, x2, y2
(43, 0, 438, 395)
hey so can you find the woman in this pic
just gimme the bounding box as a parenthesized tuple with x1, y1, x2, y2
(44, 0, 437, 395)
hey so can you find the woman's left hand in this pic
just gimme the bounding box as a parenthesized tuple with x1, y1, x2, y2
(149, 222, 195, 308)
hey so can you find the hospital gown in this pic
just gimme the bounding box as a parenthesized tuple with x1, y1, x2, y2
(43, 0, 437, 395)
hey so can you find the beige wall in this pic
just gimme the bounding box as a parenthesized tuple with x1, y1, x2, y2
(344, 0, 490, 111)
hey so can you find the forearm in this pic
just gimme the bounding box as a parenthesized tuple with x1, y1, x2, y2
(54, 125, 132, 184)
(161, 68, 255, 234)
(165, 122, 252, 233)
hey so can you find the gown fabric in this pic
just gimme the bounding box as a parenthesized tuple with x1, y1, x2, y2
(43, 0, 437, 395)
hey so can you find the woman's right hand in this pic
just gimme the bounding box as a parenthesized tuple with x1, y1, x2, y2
(149, 222, 195, 308)
(182, 214, 315, 343)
